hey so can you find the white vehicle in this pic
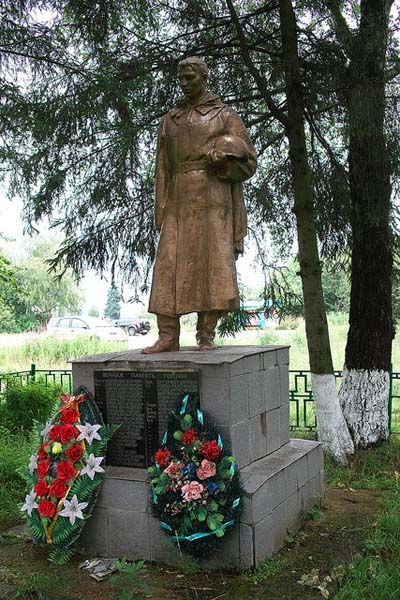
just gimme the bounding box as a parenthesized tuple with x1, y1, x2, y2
(46, 316, 128, 341)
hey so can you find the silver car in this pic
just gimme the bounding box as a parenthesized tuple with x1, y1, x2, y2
(46, 316, 128, 341)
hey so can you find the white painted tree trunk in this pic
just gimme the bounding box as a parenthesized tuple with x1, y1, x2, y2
(339, 367, 390, 449)
(311, 373, 355, 464)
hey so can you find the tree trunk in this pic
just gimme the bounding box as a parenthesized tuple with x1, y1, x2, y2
(339, 0, 395, 448)
(279, 0, 354, 462)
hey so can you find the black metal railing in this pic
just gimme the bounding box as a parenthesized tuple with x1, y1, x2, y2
(0, 364, 398, 434)
(289, 368, 399, 434)
(0, 363, 72, 395)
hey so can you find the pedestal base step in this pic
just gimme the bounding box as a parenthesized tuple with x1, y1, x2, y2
(80, 439, 324, 569)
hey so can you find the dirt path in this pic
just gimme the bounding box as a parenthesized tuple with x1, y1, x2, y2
(0, 488, 382, 600)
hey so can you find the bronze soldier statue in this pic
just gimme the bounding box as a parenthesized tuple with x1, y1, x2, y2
(143, 57, 257, 353)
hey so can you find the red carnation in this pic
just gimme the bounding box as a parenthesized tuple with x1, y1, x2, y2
(201, 440, 221, 460)
(182, 428, 197, 445)
(49, 425, 61, 442)
(60, 408, 79, 424)
(38, 499, 56, 518)
(66, 444, 84, 464)
(48, 478, 68, 499)
(59, 424, 79, 444)
(37, 442, 51, 460)
(34, 479, 49, 497)
(155, 448, 171, 467)
(37, 459, 51, 478)
(56, 460, 77, 482)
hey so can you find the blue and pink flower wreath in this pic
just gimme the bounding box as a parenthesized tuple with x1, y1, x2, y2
(148, 394, 243, 558)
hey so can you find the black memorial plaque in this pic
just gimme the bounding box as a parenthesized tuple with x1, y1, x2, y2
(94, 370, 200, 468)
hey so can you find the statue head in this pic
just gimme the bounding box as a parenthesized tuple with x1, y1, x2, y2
(177, 56, 208, 103)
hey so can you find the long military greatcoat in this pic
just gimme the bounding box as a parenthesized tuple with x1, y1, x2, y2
(148, 92, 257, 317)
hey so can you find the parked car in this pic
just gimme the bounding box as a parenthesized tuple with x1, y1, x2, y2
(113, 317, 151, 336)
(47, 316, 128, 341)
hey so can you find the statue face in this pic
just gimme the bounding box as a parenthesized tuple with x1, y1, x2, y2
(177, 66, 206, 101)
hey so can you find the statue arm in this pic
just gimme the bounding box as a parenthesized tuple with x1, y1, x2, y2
(154, 116, 168, 231)
(217, 110, 257, 182)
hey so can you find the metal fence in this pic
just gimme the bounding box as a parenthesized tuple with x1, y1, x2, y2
(0, 363, 73, 396)
(1, 364, 399, 434)
(289, 368, 400, 434)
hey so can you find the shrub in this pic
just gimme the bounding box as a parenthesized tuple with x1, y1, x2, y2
(0, 425, 35, 528)
(0, 378, 60, 433)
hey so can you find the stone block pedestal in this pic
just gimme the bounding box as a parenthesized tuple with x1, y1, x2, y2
(73, 346, 324, 568)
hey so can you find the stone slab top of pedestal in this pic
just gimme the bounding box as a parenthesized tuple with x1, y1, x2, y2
(71, 344, 290, 366)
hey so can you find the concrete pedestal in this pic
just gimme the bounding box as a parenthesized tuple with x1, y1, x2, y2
(73, 346, 324, 568)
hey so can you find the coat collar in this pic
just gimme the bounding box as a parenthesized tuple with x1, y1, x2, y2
(170, 92, 224, 119)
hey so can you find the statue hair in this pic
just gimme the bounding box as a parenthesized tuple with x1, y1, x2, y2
(177, 56, 208, 77)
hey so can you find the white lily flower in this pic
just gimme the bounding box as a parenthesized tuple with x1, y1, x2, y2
(59, 494, 88, 525)
(76, 423, 102, 445)
(28, 454, 38, 475)
(40, 420, 53, 439)
(21, 489, 38, 516)
(80, 453, 105, 480)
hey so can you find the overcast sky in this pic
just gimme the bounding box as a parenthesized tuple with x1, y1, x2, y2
(0, 194, 264, 317)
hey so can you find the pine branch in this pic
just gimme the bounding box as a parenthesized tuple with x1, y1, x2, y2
(324, 0, 354, 59)
(225, 0, 289, 127)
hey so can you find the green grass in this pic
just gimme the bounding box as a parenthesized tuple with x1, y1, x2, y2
(333, 493, 400, 599)
(245, 557, 289, 584)
(325, 437, 400, 491)
(322, 438, 400, 598)
(0, 426, 35, 529)
(0, 335, 128, 372)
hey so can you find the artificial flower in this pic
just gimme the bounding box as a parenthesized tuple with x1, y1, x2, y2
(21, 489, 38, 516)
(34, 479, 49, 497)
(38, 442, 51, 460)
(56, 461, 77, 482)
(201, 440, 221, 460)
(164, 461, 183, 479)
(40, 420, 53, 439)
(181, 481, 204, 502)
(182, 428, 197, 445)
(196, 459, 216, 480)
(60, 393, 85, 409)
(60, 408, 79, 424)
(52, 442, 63, 454)
(76, 423, 102, 445)
(28, 454, 38, 475)
(155, 448, 171, 467)
(80, 453, 105, 480)
(59, 494, 88, 525)
(49, 425, 61, 442)
(37, 459, 50, 478)
(48, 478, 68, 499)
(38, 499, 56, 518)
(207, 480, 218, 493)
(66, 444, 84, 463)
(59, 424, 79, 443)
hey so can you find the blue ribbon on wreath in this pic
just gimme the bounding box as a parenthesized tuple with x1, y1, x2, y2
(180, 394, 190, 415)
(171, 519, 235, 542)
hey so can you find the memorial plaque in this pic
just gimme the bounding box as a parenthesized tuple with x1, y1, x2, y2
(94, 370, 200, 468)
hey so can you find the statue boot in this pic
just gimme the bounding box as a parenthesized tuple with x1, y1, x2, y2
(142, 315, 180, 354)
(196, 311, 219, 351)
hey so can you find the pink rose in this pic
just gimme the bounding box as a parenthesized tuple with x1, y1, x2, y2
(196, 459, 217, 480)
(164, 461, 183, 479)
(181, 481, 204, 502)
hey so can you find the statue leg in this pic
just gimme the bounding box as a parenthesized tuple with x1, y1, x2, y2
(142, 314, 180, 354)
(196, 311, 220, 351)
